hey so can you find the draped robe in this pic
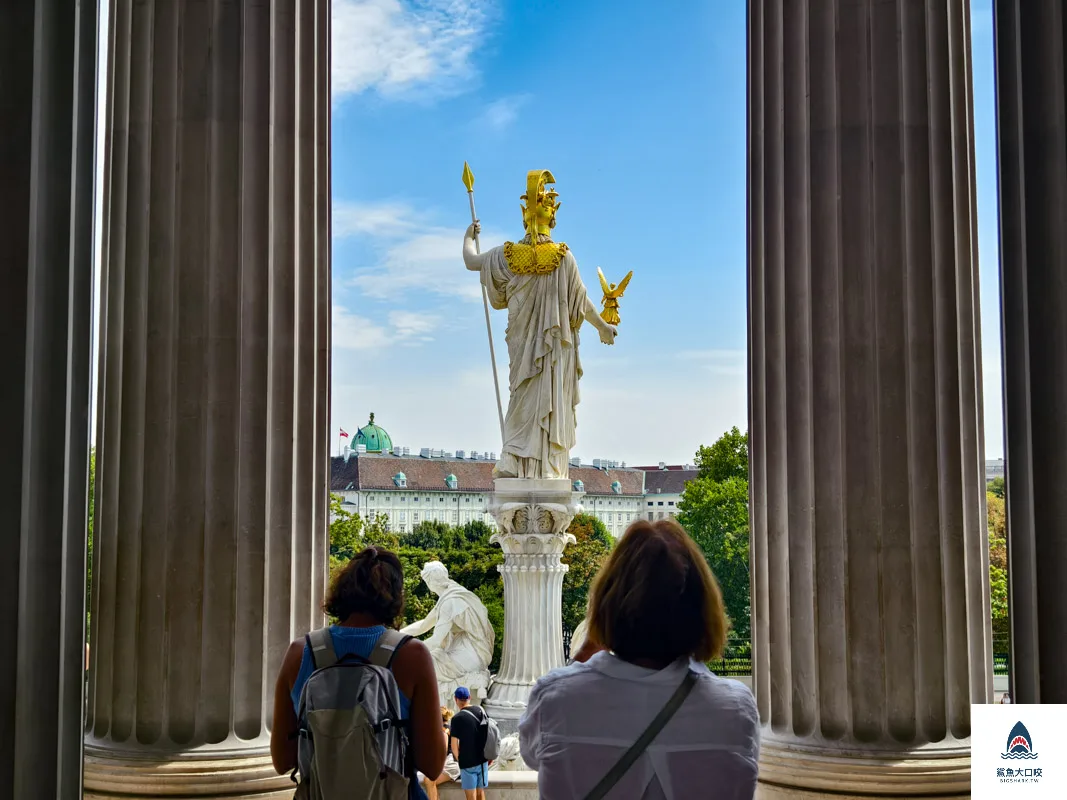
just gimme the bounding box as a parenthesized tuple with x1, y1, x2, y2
(480, 245, 591, 480)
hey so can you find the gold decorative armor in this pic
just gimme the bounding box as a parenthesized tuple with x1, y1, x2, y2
(504, 241, 569, 274)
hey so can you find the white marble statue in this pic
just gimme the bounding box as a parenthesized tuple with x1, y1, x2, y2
(400, 561, 495, 707)
(463, 170, 618, 480)
(488, 734, 525, 771)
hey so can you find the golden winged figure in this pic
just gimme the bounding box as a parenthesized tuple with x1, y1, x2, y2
(597, 267, 633, 326)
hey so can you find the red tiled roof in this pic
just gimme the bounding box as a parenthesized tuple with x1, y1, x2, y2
(330, 456, 644, 495)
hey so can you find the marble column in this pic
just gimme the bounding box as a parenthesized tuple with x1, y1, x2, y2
(84, 2, 330, 797)
(993, 0, 1067, 705)
(484, 479, 580, 731)
(0, 3, 98, 798)
(748, 1, 992, 796)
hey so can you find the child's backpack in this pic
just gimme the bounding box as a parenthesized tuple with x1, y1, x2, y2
(293, 628, 414, 800)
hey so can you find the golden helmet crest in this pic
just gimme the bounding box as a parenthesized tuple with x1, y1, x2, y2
(520, 169, 560, 237)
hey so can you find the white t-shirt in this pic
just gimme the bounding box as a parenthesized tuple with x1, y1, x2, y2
(519, 652, 760, 799)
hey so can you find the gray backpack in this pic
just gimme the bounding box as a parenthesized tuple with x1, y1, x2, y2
(459, 706, 501, 762)
(293, 628, 414, 800)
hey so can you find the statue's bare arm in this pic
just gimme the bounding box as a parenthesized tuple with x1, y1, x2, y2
(463, 222, 486, 271)
(400, 605, 439, 637)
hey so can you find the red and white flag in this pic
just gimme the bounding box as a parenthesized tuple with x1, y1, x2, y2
(339, 428, 349, 439)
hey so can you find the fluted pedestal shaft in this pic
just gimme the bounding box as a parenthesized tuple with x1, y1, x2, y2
(485, 480, 579, 728)
(85, 2, 330, 797)
(1, 3, 97, 798)
(748, 1, 991, 796)
(994, 0, 1067, 705)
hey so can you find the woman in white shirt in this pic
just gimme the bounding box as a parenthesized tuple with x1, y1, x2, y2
(519, 518, 759, 799)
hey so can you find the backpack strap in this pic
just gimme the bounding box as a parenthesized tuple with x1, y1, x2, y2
(582, 670, 697, 800)
(369, 628, 413, 669)
(307, 628, 338, 670)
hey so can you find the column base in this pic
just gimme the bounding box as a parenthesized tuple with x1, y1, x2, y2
(758, 735, 971, 796)
(84, 746, 293, 798)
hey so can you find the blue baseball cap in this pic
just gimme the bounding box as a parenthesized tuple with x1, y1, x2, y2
(454, 686, 471, 700)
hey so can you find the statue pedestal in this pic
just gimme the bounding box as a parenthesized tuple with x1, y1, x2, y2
(484, 479, 581, 731)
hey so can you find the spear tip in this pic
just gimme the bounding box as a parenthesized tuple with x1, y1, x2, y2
(462, 161, 475, 192)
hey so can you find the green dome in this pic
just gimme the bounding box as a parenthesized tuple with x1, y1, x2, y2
(356, 412, 392, 453)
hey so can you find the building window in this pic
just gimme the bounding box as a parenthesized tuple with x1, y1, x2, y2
(440, 497, 445, 502)
(400, 512, 406, 521)
(668, 501, 675, 506)
(453, 512, 459, 522)
(465, 497, 471, 503)
(657, 501, 664, 506)
(647, 512, 654, 521)
(647, 501, 653, 506)
(413, 512, 419, 522)
(413, 496, 419, 502)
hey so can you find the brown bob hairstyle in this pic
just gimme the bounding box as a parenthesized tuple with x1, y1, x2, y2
(324, 546, 405, 624)
(586, 518, 729, 664)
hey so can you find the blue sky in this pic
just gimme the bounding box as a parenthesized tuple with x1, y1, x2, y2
(89, 0, 1003, 464)
(331, 0, 1004, 465)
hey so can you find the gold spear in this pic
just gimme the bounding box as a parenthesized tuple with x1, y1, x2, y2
(462, 162, 506, 443)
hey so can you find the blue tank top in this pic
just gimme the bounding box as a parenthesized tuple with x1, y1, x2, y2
(290, 625, 413, 716)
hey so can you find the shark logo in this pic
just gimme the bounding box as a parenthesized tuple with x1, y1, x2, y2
(1002, 721, 1039, 760)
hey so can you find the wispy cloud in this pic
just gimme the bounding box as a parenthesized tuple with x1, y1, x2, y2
(674, 349, 746, 376)
(331, 0, 491, 101)
(389, 310, 441, 341)
(332, 305, 390, 350)
(478, 94, 531, 131)
(336, 201, 507, 301)
(334, 201, 418, 238)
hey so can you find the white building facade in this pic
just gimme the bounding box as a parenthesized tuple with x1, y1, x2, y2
(331, 452, 645, 537)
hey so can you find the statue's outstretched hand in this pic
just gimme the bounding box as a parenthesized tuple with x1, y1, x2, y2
(465, 220, 481, 239)
(599, 324, 617, 345)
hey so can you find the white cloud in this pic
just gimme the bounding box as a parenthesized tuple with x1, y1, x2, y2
(332, 305, 390, 350)
(335, 201, 508, 301)
(331, 0, 490, 100)
(389, 310, 441, 341)
(675, 349, 747, 376)
(333, 201, 417, 238)
(478, 94, 530, 131)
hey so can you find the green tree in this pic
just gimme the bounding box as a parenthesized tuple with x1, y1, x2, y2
(677, 428, 752, 652)
(987, 491, 1009, 652)
(561, 513, 614, 632)
(988, 476, 1005, 499)
(694, 426, 749, 483)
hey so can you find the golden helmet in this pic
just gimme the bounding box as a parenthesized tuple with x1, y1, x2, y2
(520, 169, 560, 237)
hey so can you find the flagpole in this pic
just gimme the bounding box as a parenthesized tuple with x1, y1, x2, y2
(462, 162, 506, 444)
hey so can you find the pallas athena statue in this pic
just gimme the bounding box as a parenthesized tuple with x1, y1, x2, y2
(462, 169, 618, 480)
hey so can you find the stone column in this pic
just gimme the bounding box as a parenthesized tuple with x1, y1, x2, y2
(748, 1, 992, 797)
(84, 2, 330, 797)
(0, 3, 98, 798)
(993, 0, 1067, 705)
(484, 479, 580, 731)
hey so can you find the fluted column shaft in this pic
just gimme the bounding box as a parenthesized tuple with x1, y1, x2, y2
(993, 0, 1067, 705)
(0, 3, 98, 798)
(85, 2, 330, 796)
(485, 481, 579, 726)
(748, 1, 991, 795)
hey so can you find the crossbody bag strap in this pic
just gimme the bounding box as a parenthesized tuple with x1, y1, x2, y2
(582, 670, 697, 800)
(307, 628, 337, 670)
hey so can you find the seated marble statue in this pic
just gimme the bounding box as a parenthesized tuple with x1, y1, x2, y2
(401, 561, 495, 707)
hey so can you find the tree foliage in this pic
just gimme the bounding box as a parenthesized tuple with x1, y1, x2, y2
(678, 429, 751, 652)
(327, 498, 610, 673)
(561, 513, 614, 632)
(988, 476, 1005, 500)
(987, 491, 1009, 649)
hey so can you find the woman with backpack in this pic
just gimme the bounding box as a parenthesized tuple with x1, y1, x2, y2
(519, 518, 760, 799)
(271, 546, 446, 799)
